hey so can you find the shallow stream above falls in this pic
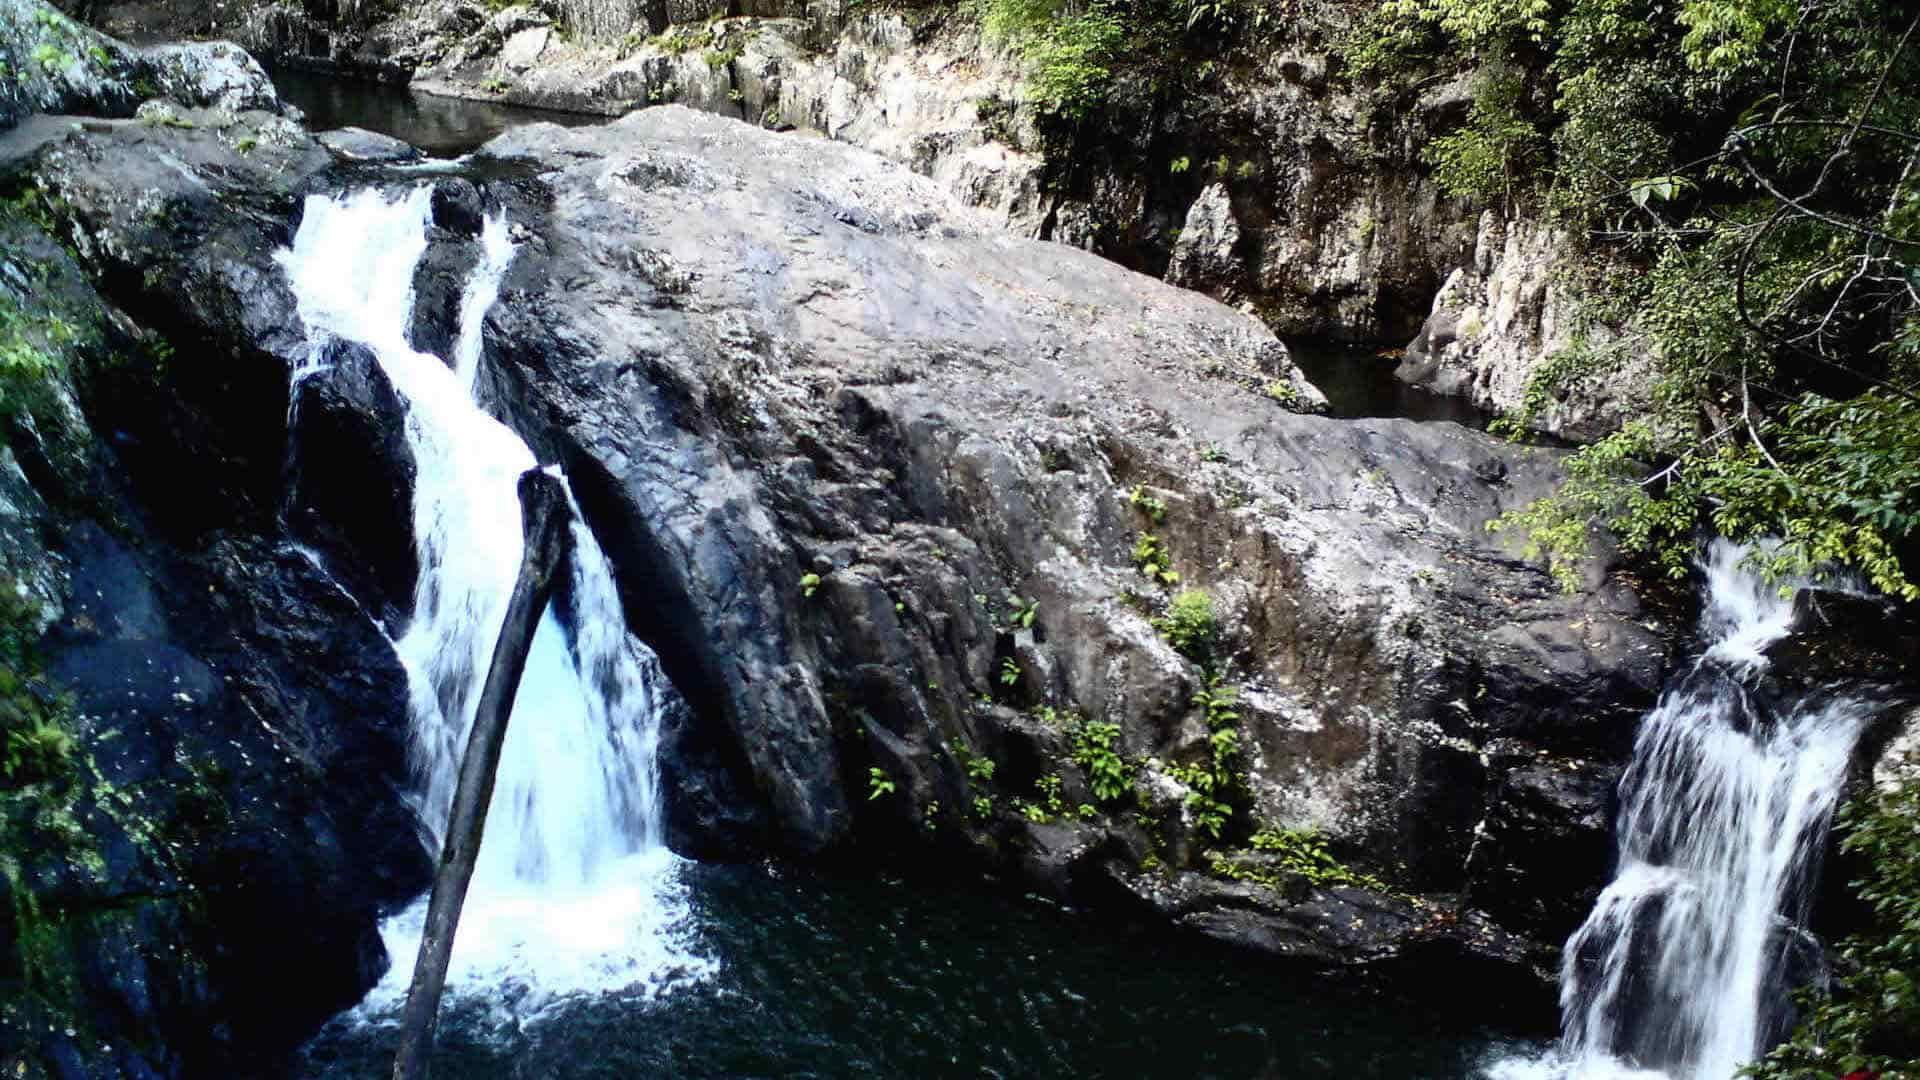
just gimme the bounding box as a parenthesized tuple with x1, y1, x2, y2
(270, 67, 603, 157)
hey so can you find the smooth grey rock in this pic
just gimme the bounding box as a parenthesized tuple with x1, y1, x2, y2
(318, 124, 421, 161)
(498, 24, 548, 71)
(465, 108, 1659, 956)
(1396, 211, 1656, 440)
(139, 39, 284, 114)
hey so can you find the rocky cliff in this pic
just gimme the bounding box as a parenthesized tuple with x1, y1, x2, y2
(0, 3, 1688, 1074)
(94, 0, 1495, 347)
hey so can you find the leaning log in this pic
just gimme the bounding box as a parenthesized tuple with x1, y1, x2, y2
(392, 468, 572, 1080)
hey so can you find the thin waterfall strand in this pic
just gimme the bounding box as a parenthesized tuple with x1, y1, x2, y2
(276, 187, 711, 1023)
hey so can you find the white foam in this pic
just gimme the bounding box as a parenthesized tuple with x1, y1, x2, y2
(1485, 540, 1872, 1080)
(278, 187, 712, 1028)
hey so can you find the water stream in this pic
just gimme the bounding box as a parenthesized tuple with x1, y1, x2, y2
(1495, 542, 1872, 1080)
(278, 186, 710, 1026)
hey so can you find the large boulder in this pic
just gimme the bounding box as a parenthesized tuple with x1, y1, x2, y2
(466, 107, 1665, 972)
(1, 0, 287, 132)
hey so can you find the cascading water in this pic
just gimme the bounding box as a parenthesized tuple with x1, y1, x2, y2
(276, 186, 711, 1022)
(1492, 541, 1872, 1080)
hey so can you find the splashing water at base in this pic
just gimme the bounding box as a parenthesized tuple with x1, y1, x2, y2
(277, 187, 712, 1026)
(1487, 540, 1873, 1080)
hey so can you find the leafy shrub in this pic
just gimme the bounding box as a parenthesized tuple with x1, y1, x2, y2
(1165, 760, 1231, 838)
(1132, 533, 1180, 586)
(1244, 828, 1390, 891)
(977, 0, 1122, 121)
(1071, 718, 1133, 802)
(1152, 589, 1216, 662)
(1747, 772, 1920, 1077)
(1423, 64, 1543, 207)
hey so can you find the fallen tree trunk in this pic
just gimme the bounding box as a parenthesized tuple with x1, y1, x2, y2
(392, 468, 572, 1080)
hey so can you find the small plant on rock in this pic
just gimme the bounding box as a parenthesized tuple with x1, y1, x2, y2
(1128, 484, 1168, 524)
(1007, 594, 1040, 629)
(1153, 589, 1216, 663)
(867, 766, 896, 801)
(1133, 534, 1180, 586)
(1071, 718, 1133, 802)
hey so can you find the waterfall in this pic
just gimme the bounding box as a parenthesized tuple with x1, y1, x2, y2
(276, 187, 711, 1023)
(1492, 541, 1872, 1080)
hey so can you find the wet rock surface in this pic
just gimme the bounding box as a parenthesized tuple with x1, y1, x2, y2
(0, 28, 425, 1074)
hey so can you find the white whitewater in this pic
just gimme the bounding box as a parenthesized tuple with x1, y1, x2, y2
(1490, 541, 1871, 1080)
(277, 187, 711, 1024)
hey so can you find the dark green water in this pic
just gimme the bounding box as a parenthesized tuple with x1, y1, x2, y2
(270, 68, 602, 158)
(301, 863, 1536, 1078)
(1289, 343, 1492, 427)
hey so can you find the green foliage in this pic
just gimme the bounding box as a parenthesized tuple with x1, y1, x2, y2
(1359, 0, 1920, 597)
(1215, 828, 1391, 894)
(799, 572, 822, 598)
(866, 766, 896, 801)
(1674, 0, 1794, 78)
(1164, 760, 1231, 839)
(979, 0, 1124, 121)
(1493, 389, 1920, 599)
(1128, 484, 1168, 524)
(1423, 64, 1544, 207)
(1746, 772, 1920, 1078)
(1071, 717, 1134, 802)
(1035, 772, 1066, 816)
(1151, 588, 1216, 663)
(1007, 594, 1041, 629)
(1380, 0, 1554, 46)
(1246, 828, 1389, 890)
(0, 584, 71, 788)
(1263, 380, 1301, 408)
(998, 657, 1023, 686)
(1154, 676, 1245, 841)
(1132, 532, 1180, 586)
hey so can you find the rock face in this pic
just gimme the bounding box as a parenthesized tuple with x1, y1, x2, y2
(0, 24, 428, 1074)
(87, 1, 1657, 436)
(92, 0, 1487, 346)
(5, 13, 1679, 1071)
(465, 107, 1664, 970)
(1, 1, 289, 131)
(1395, 212, 1656, 440)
